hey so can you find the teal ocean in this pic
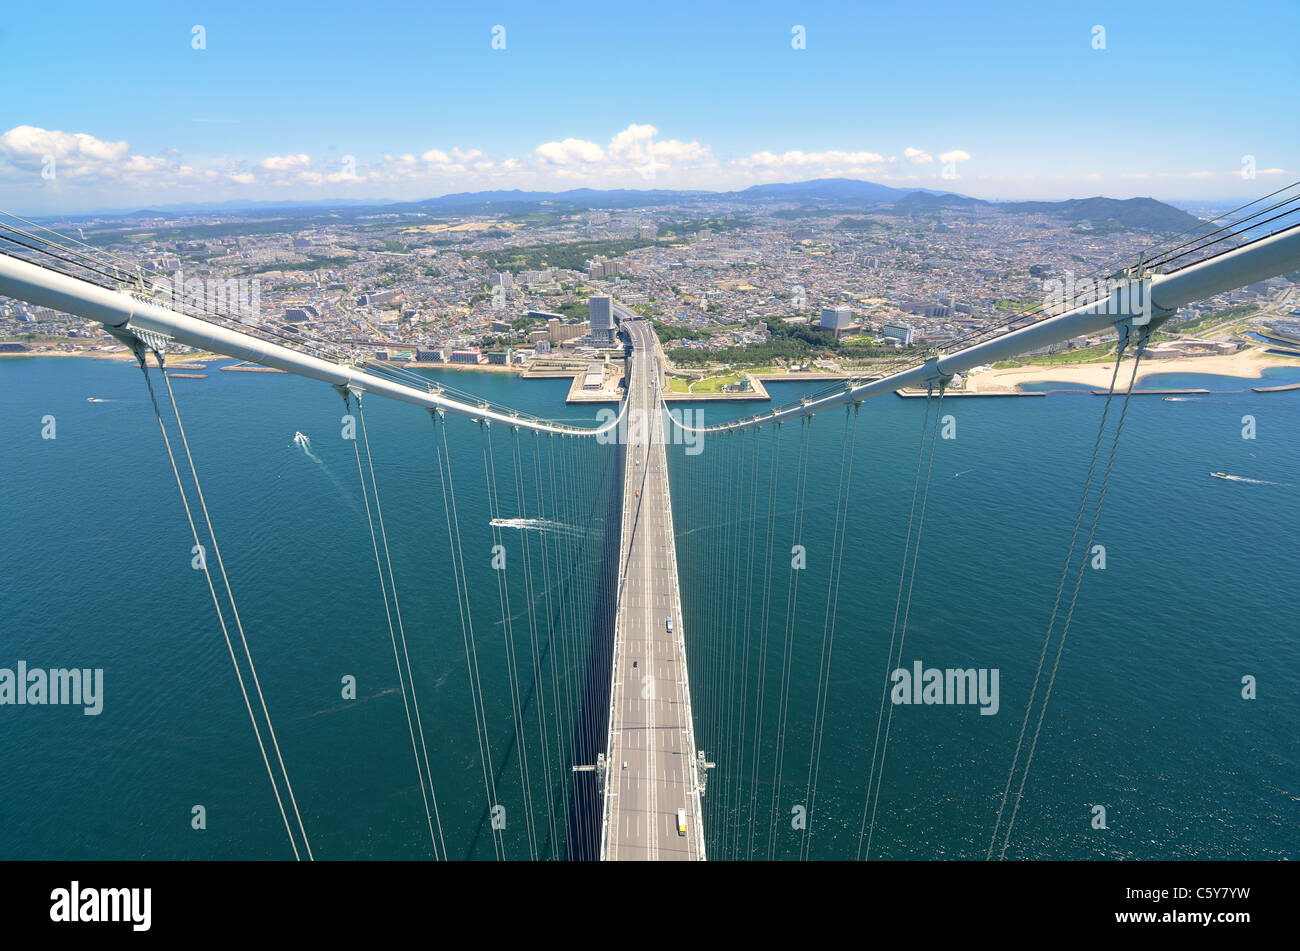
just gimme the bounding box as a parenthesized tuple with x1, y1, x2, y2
(1, 357, 1297, 860)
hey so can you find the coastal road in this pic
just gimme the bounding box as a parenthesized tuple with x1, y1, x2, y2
(602, 318, 704, 861)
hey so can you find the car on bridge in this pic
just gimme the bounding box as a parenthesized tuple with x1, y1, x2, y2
(676, 808, 687, 836)
(666, 617, 673, 633)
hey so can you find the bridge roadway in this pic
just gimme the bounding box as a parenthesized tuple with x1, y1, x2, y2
(600, 318, 704, 860)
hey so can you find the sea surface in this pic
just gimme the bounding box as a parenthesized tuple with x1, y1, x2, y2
(0, 357, 1296, 860)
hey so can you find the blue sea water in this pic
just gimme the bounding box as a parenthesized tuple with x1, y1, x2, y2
(0, 357, 1296, 860)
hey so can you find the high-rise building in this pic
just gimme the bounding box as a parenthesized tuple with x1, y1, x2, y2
(588, 295, 616, 346)
(882, 323, 914, 346)
(587, 256, 617, 280)
(589, 295, 614, 331)
(820, 305, 853, 332)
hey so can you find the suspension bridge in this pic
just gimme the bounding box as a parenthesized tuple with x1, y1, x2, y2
(1, 185, 1298, 860)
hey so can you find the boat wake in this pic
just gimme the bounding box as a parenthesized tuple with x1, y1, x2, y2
(283, 430, 362, 514)
(1213, 473, 1293, 487)
(490, 517, 580, 535)
(292, 431, 324, 464)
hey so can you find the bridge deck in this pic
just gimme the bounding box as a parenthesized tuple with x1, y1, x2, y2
(601, 319, 704, 860)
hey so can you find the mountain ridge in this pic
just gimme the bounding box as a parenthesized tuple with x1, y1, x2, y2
(57, 178, 1205, 234)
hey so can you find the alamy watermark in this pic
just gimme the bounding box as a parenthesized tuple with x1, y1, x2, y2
(1041, 270, 1152, 322)
(890, 660, 999, 715)
(50, 882, 150, 931)
(150, 270, 261, 321)
(595, 407, 704, 455)
(0, 662, 103, 715)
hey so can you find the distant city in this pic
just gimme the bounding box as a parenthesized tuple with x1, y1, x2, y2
(4, 181, 1298, 383)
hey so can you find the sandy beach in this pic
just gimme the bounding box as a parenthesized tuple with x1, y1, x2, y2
(0, 348, 138, 361)
(967, 348, 1300, 392)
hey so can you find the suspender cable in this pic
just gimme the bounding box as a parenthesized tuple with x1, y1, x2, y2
(747, 421, 783, 860)
(718, 428, 741, 856)
(544, 434, 577, 853)
(714, 430, 735, 851)
(555, 434, 587, 854)
(996, 332, 1148, 860)
(535, 434, 573, 858)
(350, 393, 444, 860)
(729, 426, 763, 860)
(560, 435, 593, 856)
(158, 359, 317, 860)
(801, 403, 861, 860)
(857, 392, 932, 861)
(766, 414, 814, 860)
(513, 429, 559, 859)
(985, 338, 1131, 859)
(482, 423, 540, 861)
(432, 412, 504, 860)
(860, 382, 947, 860)
(137, 354, 308, 860)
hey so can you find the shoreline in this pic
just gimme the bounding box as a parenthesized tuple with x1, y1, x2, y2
(10, 348, 1300, 399)
(1, 349, 140, 362)
(967, 349, 1300, 392)
(0, 348, 223, 365)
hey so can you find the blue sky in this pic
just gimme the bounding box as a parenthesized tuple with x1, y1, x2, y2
(1, 0, 1295, 213)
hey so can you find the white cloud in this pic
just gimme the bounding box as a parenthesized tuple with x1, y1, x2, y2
(1, 126, 130, 164)
(650, 139, 711, 164)
(0, 123, 877, 200)
(259, 153, 311, 171)
(740, 149, 887, 169)
(535, 137, 606, 165)
(122, 155, 170, 174)
(0, 126, 233, 196)
(0, 125, 134, 184)
(4, 123, 1270, 211)
(529, 125, 713, 186)
(609, 123, 657, 156)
